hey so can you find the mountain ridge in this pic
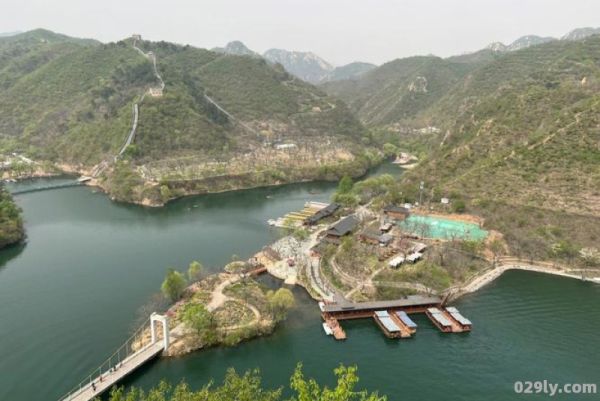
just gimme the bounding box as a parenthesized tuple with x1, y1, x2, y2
(212, 40, 376, 84)
(0, 30, 376, 205)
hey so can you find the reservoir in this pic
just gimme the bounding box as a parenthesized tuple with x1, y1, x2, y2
(1, 165, 598, 401)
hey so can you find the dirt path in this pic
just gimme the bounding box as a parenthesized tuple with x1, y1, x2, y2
(206, 275, 241, 311)
(205, 275, 263, 331)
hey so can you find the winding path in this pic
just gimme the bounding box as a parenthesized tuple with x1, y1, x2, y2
(205, 275, 262, 330)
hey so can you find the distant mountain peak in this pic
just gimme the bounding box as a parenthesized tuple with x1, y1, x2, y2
(263, 48, 334, 83)
(486, 27, 600, 54)
(561, 27, 600, 41)
(508, 35, 555, 51)
(212, 40, 259, 57)
(487, 42, 507, 52)
(487, 35, 555, 53)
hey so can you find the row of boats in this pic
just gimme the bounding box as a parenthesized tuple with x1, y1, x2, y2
(323, 306, 472, 339)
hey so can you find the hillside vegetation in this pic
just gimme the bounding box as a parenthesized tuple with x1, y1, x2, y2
(0, 30, 374, 204)
(322, 54, 496, 126)
(326, 36, 600, 262)
(0, 186, 24, 249)
(405, 37, 600, 216)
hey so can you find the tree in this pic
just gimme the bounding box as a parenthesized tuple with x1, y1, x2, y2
(489, 239, 505, 265)
(333, 193, 359, 207)
(290, 363, 386, 401)
(161, 268, 187, 302)
(188, 260, 204, 282)
(159, 185, 172, 203)
(267, 288, 295, 321)
(104, 364, 385, 401)
(382, 143, 397, 158)
(337, 176, 353, 194)
(580, 247, 600, 266)
(341, 236, 354, 253)
(181, 303, 216, 343)
(452, 199, 466, 213)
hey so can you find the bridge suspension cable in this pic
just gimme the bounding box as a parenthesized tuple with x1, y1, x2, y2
(58, 314, 168, 401)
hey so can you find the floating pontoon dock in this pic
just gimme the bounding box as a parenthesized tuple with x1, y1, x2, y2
(268, 202, 333, 228)
(374, 311, 404, 338)
(321, 296, 441, 340)
(426, 307, 464, 333)
(445, 307, 472, 331)
(391, 310, 418, 335)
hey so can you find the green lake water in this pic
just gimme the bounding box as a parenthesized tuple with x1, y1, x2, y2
(400, 215, 489, 240)
(0, 164, 598, 401)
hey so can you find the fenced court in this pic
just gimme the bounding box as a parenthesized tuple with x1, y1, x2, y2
(399, 215, 488, 240)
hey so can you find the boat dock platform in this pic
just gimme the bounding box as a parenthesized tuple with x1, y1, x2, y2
(268, 201, 329, 228)
(320, 296, 472, 339)
(323, 317, 347, 340)
(426, 307, 472, 333)
(374, 311, 407, 338)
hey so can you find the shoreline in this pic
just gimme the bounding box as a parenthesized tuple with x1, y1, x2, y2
(451, 261, 600, 301)
(8, 158, 389, 207)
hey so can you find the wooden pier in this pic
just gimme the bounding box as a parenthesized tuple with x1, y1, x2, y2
(320, 297, 472, 339)
(324, 317, 347, 340)
(321, 296, 441, 340)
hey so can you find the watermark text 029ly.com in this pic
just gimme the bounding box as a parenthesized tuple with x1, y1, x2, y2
(514, 381, 597, 397)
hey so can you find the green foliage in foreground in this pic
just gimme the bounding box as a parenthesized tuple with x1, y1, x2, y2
(0, 186, 24, 248)
(102, 364, 385, 401)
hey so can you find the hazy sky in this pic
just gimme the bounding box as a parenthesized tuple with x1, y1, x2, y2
(3, 0, 600, 65)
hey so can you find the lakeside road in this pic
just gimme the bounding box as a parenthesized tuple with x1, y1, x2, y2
(456, 259, 600, 298)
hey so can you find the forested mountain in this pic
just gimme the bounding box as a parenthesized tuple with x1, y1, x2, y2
(320, 32, 600, 257)
(321, 55, 491, 126)
(326, 62, 376, 82)
(0, 30, 374, 205)
(404, 37, 600, 216)
(325, 34, 600, 218)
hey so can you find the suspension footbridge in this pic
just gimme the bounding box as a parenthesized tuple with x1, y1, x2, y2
(59, 313, 169, 401)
